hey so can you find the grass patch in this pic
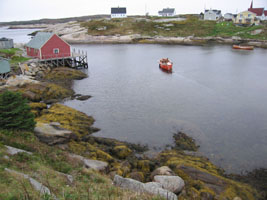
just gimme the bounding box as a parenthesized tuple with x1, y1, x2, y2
(81, 16, 267, 40)
(0, 48, 21, 57)
(0, 48, 30, 68)
(212, 21, 267, 39)
(10, 56, 30, 64)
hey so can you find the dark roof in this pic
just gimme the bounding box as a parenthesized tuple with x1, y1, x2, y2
(26, 32, 53, 49)
(0, 37, 11, 41)
(205, 9, 221, 15)
(111, 7, 126, 14)
(264, 10, 267, 16)
(248, 8, 264, 16)
(158, 8, 175, 14)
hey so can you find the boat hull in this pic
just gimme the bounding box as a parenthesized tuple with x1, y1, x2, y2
(232, 45, 254, 50)
(159, 64, 172, 72)
(159, 58, 173, 72)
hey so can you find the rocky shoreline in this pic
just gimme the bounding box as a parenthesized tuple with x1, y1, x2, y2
(64, 34, 267, 48)
(0, 58, 266, 199)
(37, 22, 267, 48)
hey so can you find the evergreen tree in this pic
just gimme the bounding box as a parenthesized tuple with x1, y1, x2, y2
(0, 90, 36, 131)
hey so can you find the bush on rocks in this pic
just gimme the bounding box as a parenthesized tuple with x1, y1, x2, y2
(0, 90, 35, 131)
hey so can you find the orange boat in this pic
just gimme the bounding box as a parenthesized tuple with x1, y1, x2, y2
(232, 45, 254, 50)
(159, 58, 173, 72)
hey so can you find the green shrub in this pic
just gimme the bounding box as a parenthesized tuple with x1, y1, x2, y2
(0, 90, 36, 131)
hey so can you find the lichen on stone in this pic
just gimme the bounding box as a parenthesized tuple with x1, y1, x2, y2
(173, 131, 199, 151)
(113, 145, 132, 159)
(36, 103, 95, 138)
(44, 67, 87, 81)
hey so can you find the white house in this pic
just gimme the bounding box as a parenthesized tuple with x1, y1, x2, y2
(224, 13, 234, 21)
(158, 8, 176, 17)
(111, 7, 127, 18)
(204, 9, 222, 21)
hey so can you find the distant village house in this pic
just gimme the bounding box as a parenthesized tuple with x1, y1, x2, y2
(0, 57, 11, 79)
(26, 32, 71, 60)
(234, 10, 259, 25)
(248, 1, 267, 21)
(224, 13, 234, 21)
(158, 8, 176, 17)
(111, 7, 127, 18)
(204, 9, 222, 21)
(0, 37, 14, 49)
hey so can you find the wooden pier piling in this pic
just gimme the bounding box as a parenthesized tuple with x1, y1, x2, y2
(36, 49, 88, 69)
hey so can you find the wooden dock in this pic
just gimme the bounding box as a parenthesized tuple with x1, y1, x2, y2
(37, 49, 88, 69)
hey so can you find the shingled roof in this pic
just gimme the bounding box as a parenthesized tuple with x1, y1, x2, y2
(26, 32, 53, 49)
(248, 7, 264, 16)
(158, 8, 175, 14)
(111, 7, 126, 14)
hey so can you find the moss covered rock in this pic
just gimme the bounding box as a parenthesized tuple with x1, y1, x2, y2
(29, 102, 47, 117)
(137, 160, 152, 174)
(173, 131, 199, 151)
(44, 67, 87, 81)
(126, 171, 145, 182)
(17, 82, 73, 103)
(36, 104, 96, 138)
(113, 145, 132, 159)
(156, 149, 260, 200)
(110, 161, 131, 177)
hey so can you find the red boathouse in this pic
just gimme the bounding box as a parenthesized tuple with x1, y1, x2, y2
(26, 32, 71, 60)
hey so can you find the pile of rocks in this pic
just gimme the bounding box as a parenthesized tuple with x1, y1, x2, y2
(114, 166, 185, 200)
(20, 61, 51, 79)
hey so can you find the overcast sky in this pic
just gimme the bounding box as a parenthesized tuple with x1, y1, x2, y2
(0, 0, 266, 22)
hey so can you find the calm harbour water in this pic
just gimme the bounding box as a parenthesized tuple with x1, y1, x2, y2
(1, 27, 267, 173)
(0, 27, 40, 43)
(65, 44, 267, 173)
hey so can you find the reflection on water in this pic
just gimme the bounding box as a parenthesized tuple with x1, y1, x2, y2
(64, 44, 267, 173)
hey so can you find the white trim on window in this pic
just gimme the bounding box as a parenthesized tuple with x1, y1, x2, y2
(53, 48, 59, 54)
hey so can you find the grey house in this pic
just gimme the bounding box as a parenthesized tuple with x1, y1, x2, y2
(0, 57, 11, 79)
(158, 8, 176, 17)
(204, 9, 222, 21)
(0, 38, 14, 49)
(224, 13, 234, 21)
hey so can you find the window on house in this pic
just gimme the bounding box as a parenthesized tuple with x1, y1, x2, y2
(53, 48, 59, 54)
(240, 14, 243, 18)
